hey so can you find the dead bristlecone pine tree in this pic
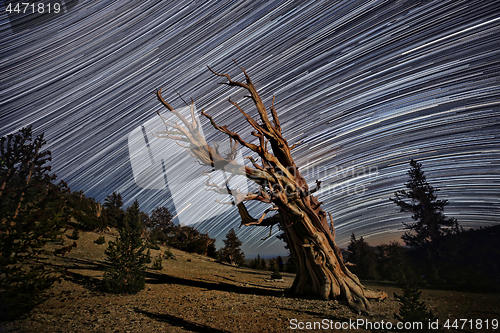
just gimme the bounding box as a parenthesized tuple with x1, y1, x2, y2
(153, 63, 387, 312)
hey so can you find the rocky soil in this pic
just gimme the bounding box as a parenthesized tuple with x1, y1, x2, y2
(2, 230, 499, 332)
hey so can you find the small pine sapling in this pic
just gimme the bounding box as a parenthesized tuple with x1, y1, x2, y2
(94, 235, 105, 245)
(102, 200, 150, 294)
(152, 255, 163, 270)
(394, 267, 440, 332)
(271, 267, 282, 280)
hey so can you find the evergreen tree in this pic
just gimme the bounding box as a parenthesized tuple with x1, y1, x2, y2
(168, 225, 216, 255)
(250, 254, 263, 270)
(206, 238, 217, 258)
(347, 234, 379, 280)
(390, 160, 460, 247)
(277, 255, 284, 272)
(220, 228, 245, 266)
(394, 267, 438, 332)
(104, 191, 125, 228)
(260, 257, 267, 271)
(102, 200, 149, 294)
(146, 206, 174, 244)
(271, 266, 282, 280)
(66, 191, 103, 231)
(0, 127, 70, 320)
(377, 241, 409, 281)
(268, 257, 278, 272)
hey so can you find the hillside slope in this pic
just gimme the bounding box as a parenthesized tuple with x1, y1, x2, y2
(2, 230, 498, 332)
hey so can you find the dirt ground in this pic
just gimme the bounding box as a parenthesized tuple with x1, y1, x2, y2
(2, 230, 499, 332)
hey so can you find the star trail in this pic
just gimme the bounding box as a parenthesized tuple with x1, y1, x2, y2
(1, 0, 499, 256)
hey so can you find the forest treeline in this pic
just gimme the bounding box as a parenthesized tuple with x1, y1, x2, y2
(69, 190, 218, 258)
(347, 226, 500, 292)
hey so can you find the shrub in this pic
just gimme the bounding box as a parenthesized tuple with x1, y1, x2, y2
(67, 228, 80, 240)
(151, 255, 163, 270)
(164, 248, 174, 259)
(94, 235, 105, 245)
(271, 268, 282, 280)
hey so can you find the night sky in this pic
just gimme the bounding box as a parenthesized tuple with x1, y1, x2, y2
(1, 0, 499, 257)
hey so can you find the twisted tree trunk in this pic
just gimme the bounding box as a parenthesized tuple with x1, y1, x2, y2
(153, 63, 387, 312)
(281, 197, 385, 312)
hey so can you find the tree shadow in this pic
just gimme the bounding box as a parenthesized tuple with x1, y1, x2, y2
(145, 271, 285, 297)
(212, 274, 285, 291)
(43, 257, 109, 291)
(134, 308, 232, 333)
(279, 307, 351, 322)
(44, 257, 289, 298)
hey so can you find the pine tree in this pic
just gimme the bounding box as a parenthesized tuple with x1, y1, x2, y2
(277, 256, 284, 272)
(146, 206, 174, 244)
(104, 191, 125, 228)
(260, 257, 267, 271)
(271, 267, 282, 280)
(377, 241, 409, 281)
(220, 228, 245, 266)
(249, 255, 263, 270)
(285, 256, 297, 273)
(394, 267, 439, 332)
(102, 200, 149, 294)
(67, 191, 103, 231)
(0, 127, 70, 320)
(268, 257, 278, 271)
(390, 159, 460, 247)
(347, 234, 379, 280)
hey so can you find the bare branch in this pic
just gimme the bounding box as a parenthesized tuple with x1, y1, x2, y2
(310, 180, 321, 194)
(227, 98, 272, 138)
(270, 95, 281, 132)
(206, 66, 250, 90)
(155, 88, 192, 130)
(245, 156, 264, 171)
(239, 205, 279, 227)
(174, 89, 189, 107)
(215, 199, 234, 205)
(152, 132, 190, 142)
(201, 109, 261, 155)
(290, 140, 304, 150)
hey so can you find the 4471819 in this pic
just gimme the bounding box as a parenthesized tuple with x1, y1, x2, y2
(5, 2, 61, 14)
(443, 319, 498, 330)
